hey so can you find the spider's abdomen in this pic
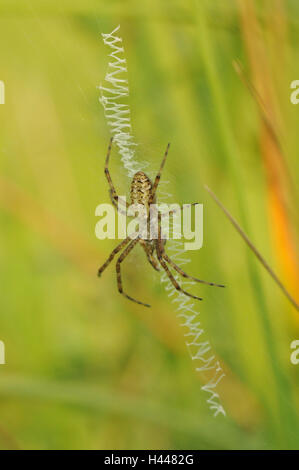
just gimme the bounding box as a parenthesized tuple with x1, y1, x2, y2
(130, 171, 153, 207)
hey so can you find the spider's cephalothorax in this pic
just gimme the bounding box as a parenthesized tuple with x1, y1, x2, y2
(98, 138, 225, 307)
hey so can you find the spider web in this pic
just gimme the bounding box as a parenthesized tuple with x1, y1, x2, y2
(98, 25, 226, 417)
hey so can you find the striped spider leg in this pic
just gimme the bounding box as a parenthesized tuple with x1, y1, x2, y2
(104, 137, 129, 215)
(97, 233, 151, 307)
(155, 211, 224, 302)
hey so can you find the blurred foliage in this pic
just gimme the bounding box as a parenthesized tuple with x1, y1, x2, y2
(0, 0, 298, 450)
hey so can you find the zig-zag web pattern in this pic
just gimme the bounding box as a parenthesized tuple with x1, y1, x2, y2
(99, 25, 226, 417)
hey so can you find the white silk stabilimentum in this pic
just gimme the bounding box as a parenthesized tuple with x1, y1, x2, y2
(99, 25, 226, 417)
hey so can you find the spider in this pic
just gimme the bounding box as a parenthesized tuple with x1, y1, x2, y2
(97, 138, 224, 307)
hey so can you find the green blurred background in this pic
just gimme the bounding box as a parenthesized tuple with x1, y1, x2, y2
(0, 0, 298, 450)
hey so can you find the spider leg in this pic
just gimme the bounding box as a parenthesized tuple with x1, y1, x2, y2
(161, 252, 225, 288)
(104, 137, 117, 197)
(163, 202, 198, 217)
(140, 240, 160, 272)
(109, 189, 128, 216)
(104, 138, 129, 210)
(155, 212, 202, 301)
(150, 143, 170, 202)
(157, 206, 225, 287)
(98, 236, 131, 277)
(116, 239, 151, 308)
(156, 245, 202, 301)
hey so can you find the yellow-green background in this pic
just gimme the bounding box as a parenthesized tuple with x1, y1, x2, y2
(0, 0, 298, 450)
